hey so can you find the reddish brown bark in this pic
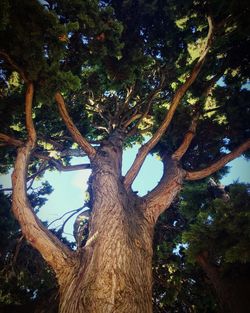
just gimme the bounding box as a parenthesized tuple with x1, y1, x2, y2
(58, 132, 155, 312)
(55, 92, 96, 160)
(11, 84, 75, 277)
(54, 138, 189, 312)
(10, 109, 249, 312)
(6, 80, 250, 313)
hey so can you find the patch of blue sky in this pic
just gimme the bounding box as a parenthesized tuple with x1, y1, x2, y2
(0, 147, 249, 240)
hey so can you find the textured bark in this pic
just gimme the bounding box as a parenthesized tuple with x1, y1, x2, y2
(143, 158, 184, 224)
(55, 92, 96, 159)
(58, 132, 155, 313)
(59, 206, 154, 313)
(9, 84, 182, 313)
(11, 84, 75, 276)
(54, 133, 187, 313)
(11, 122, 186, 312)
(12, 144, 75, 275)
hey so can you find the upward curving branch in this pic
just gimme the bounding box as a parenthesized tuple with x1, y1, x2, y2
(124, 16, 214, 189)
(0, 133, 23, 147)
(55, 92, 96, 160)
(25, 84, 36, 146)
(171, 114, 199, 161)
(185, 139, 250, 181)
(171, 69, 222, 162)
(142, 158, 185, 224)
(11, 83, 75, 277)
(0, 50, 28, 83)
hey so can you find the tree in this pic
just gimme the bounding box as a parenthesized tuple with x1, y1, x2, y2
(0, 188, 58, 313)
(152, 200, 219, 313)
(0, 0, 250, 312)
(152, 181, 250, 313)
(182, 182, 250, 313)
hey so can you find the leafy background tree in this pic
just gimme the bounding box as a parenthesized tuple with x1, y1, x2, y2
(153, 181, 250, 313)
(0, 189, 57, 312)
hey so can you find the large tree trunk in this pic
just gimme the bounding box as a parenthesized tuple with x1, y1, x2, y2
(58, 135, 155, 313)
(58, 207, 154, 313)
(11, 121, 183, 313)
(11, 130, 183, 313)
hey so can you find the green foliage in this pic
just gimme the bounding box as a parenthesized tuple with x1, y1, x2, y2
(1, 0, 249, 156)
(28, 181, 53, 213)
(0, 0, 250, 311)
(0, 0, 10, 31)
(153, 202, 218, 312)
(182, 183, 250, 265)
(0, 191, 56, 305)
(153, 182, 250, 312)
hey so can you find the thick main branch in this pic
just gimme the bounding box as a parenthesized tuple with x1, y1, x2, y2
(172, 115, 199, 161)
(124, 17, 214, 189)
(185, 139, 250, 180)
(11, 84, 75, 276)
(55, 92, 96, 160)
(143, 159, 185, 224)
(25, 83, 36, 146)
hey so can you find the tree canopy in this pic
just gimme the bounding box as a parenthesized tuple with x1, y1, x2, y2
(0, 0, 250, 312)
(1, 0, 249, 168)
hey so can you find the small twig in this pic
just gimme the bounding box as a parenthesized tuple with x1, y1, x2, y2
(33, 152, 91, 171)
(62, 232, 75, 238)
(27, 164, 50, 182)
(203, 105, 224, 114)
(123, 114, 142, 128)
(60, 207, 85, 234)
(27, 161, 48, 190)
(13, 235, 24, 266)
(120, 104, 140, 125)
(124, 85, 135, 108)
(126, 75, 164, 135)
(93, 125, 110, 133)
(48, 206, 85, 228)
(0, 187, 12, 192)
(116, 84, 136, 118)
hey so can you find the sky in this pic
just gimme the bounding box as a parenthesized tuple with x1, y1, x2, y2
(1, 145, 249, 241)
